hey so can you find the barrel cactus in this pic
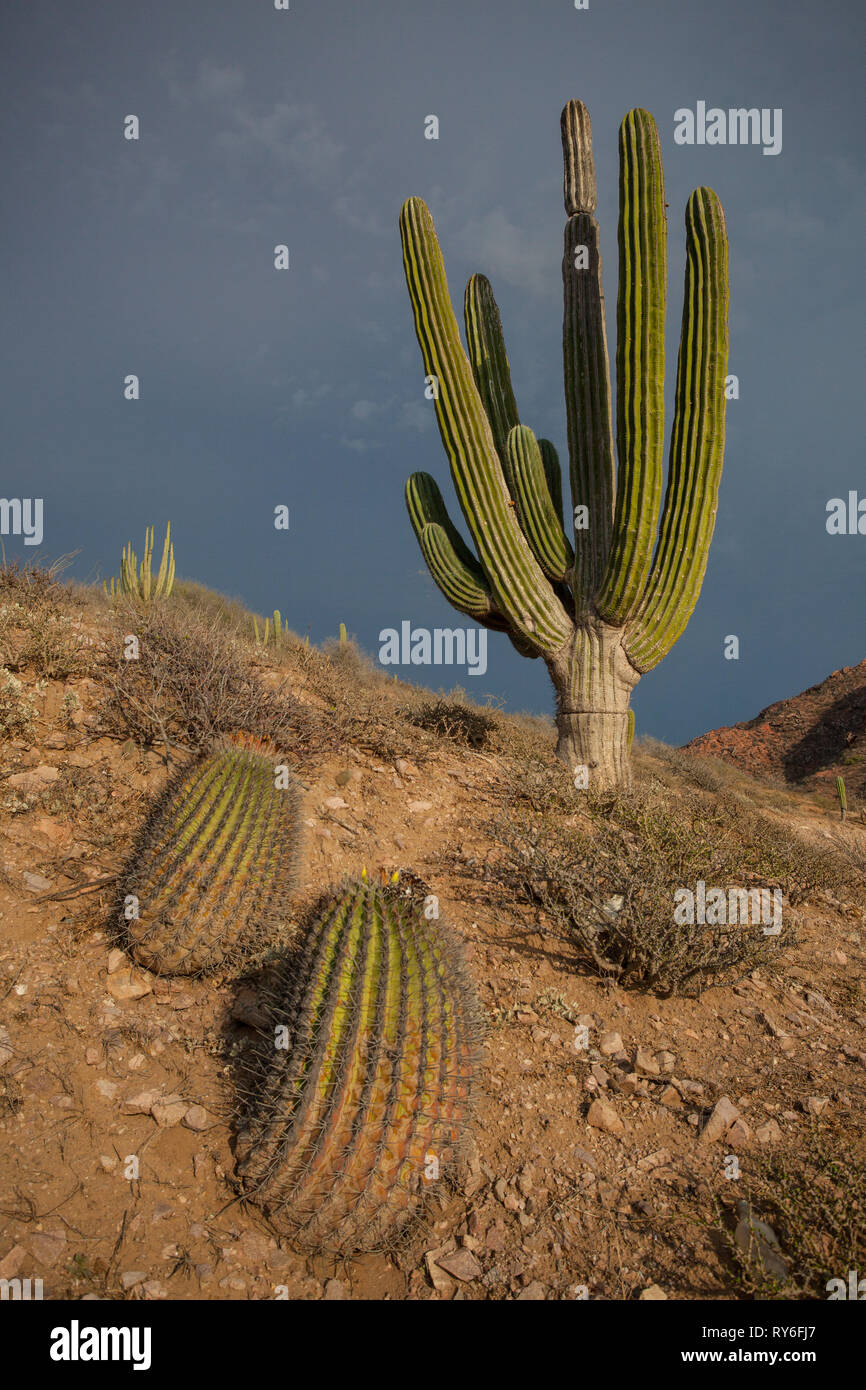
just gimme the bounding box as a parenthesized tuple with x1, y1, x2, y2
(235, 878, 482, 1253)
(400, 100, 729, 790)
(121, 733, 301, 975)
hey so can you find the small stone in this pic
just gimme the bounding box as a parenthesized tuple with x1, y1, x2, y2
(516, 1281, 546, 1300)
(408, 800, 433, 814)
(802, 1095, 830, 1117)
(425, 1242, 457, 1294)
(107, 948, 126, 974)
(395, 759, 414, 778)
(659, 1085, 682, 1109)
(123, 1089, 161, 1115)
(0, 1245, 27, 1279)
(323, 796, 348, 811)
(587, 1099, 625, 1136)
(335, 771, 353, 787)
(699, 1096, 740, 1144)
(29, 1230, 66, 1266)
(195, 1263, 214, 1284)
(120, 1271, 146, 1290)
(572, 1146, 597, 1168)
(639, 1284, 668, 1300)
(85, 1046, 101, 1066)
(323, 1278, 349, 1300)
(656, 1050, 676, 1073)
(96, 1079, 119, 1100)
(142, 1281, 167, 1299)
(598, 1031, 623, 1057)
(637, 1149, 671, 1172)
(106, 969, 152, 1001)
(435, 1248, 483, 1282)
(151, 1095, 188, 1128)
(634, 1047, 660, 1077)
(98, 1154, 117, 1172)
(726, 1118, 752, 1148)
(23, 872, 53, 892)
(755, 1119, 783, 1145)
(182, 1105, 208, 1131)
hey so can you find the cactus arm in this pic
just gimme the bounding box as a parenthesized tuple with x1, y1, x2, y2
(141, 526, 153, 601)
(538, 439, 565, 529)
(596, 109, 667, 626)
(406, 472, 486, 580)
(400, 196, 571, 655)
(165, 540, 175, 597)
(418, 522, 499, 622)
(153, 522, 172, 598)
(626, 187, 729, 673)
(503, 426, 574, 584)
(561, 101, 616, 611)
(463, 273, 520, 464)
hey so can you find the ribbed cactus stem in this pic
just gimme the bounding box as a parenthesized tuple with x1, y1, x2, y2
(836, 775, 847, 821)
(399, 100, 729, 791)
(236, 880, 482, 1253)
(121, 735, 301, 975)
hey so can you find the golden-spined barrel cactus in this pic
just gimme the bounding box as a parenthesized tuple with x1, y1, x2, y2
(121, 734, 301, 976)
(235, 879, 483, 1253)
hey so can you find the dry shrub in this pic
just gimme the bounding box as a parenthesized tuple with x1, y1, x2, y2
(99, 602, 331, 761)
(408, 696, 498, 749)
(485, 757, 863, 995)
(0, 558, 90, 678)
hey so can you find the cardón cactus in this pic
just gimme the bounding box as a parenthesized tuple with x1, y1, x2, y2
(399, 101, 729, 790)
(120, 733, 301, 975)
(235, 878, 483, 1253)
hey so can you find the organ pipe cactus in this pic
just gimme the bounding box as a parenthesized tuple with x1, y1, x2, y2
(836, 775, 847, 822)
(399, 101, 729, 789)
(236, 878, 482, 1253)
(104, 522, 175, 602)
(120, 733, 301, 975)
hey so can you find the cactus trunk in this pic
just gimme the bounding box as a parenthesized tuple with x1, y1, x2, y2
(547, 625, 638, 789)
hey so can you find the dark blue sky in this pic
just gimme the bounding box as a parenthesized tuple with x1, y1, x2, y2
(3, 0, 863, 742)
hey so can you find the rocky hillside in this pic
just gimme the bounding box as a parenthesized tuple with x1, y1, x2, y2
(685, 661, 866, 804)
(1, 566, 865, 1301)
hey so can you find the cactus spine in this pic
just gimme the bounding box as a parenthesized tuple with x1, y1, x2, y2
(104, 522, 175, 602)
(400, 102, 729, 790)
(121, 734, 301, 975)
(836, 774, 847, 822)
(236, 879, 482, 1253)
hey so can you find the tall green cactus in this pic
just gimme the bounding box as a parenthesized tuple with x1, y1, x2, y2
(120, 733, 301, 975)
(400, 101, 729, 789)
(236, 878, 482, 1253)
(836, 774, 847, 822)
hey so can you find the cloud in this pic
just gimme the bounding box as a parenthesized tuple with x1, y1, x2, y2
(453, 208, 553, 298)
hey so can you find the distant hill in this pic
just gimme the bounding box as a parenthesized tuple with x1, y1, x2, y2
(685, 660, 866, 798)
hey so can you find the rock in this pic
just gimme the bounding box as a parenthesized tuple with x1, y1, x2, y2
(408, 800, 433, 814)
(659, 1085, 682, 1109)
(590, 1063, 610, 1087)
(323, 1278, 349, 1300)
(587, 1098, 625, 1136)
(182, 1105, 208, 1131)
(22, 872, 53, 892)
(425, 1242, 457, 1294)
(0, 1028, 13, 1068)
(639, 1284, 668, 1300)
(29, 1229, 66, 1266)
(755, 1119, 783, 1145)
(699, 1096, 740, 1144)
(435, 1249, 483, 1282)
(107, 949, 126, 974)
(802, 1095, 830, 1117)
(734, 1200, 789, 1281)
(634, 1047, 660, 1077)
(151, 1095, 188, 1128)
(656, 1050, 676, 1074)
(122, 1089, 161, 1115)
(237, 1231, 270, 1263)
(726, 1118, 752, 1148)
(572, 1146, 597, 1168)
(9, 765, 60, 792)
(106, 969, 152, 1001)
(637, 1149, 671, 1172)
(599, 1031, 623, 1057)
(334, 771, 353, 788)
(0, 1245, 27, 1279)
(516, 1281, 546, 1300)
(195, 1263, 214, 1285)
(96, 1079, 119, 1100)
(395, 759, 414, 778)
(323, 796, 348, 811)
(98, 1155, 117, 1172)
(120, 1271, 147, 1290)
(231, 986, 268, 1029)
